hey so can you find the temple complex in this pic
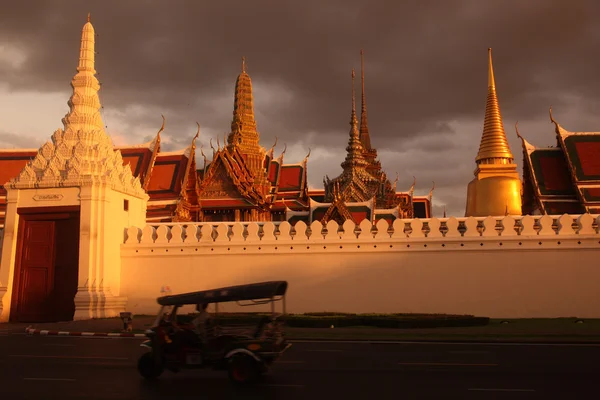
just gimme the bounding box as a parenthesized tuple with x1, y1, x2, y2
(465, 48, 522, 217)
(0, 20, 432, 228)
(517, 109, 600, 215)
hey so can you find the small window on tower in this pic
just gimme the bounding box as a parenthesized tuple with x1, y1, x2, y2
(124, 199, 129, 211)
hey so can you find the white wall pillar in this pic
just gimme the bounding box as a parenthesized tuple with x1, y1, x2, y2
(0, 189, 20, 322)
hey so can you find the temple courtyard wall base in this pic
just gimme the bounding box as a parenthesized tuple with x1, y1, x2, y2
(73, 289, 128, 320)
(119, 214, 600, 319)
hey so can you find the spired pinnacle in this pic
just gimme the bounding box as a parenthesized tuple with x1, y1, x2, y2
(229, 56, 258, 144)
(60, 14, 104, 134)
(475, 48, 514, 164)
(359, 49, 372, 150)
(342, 68, 367, 169)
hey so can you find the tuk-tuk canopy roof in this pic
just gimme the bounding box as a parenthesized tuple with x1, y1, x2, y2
(157, 281, 288, 306)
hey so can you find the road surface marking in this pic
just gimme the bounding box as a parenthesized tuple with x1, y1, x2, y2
(291, 340, 600, 347)
(261, 384, 305, 388)
(398, 362, 498, 367)
(448, 350, 490, 354)
(9, 355, 128, 360)
(24, 378, 76, 382)
(468, 388, 535, 392)
(305, 349, 344, 352)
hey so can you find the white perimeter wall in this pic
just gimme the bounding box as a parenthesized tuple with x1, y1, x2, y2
(120, 214, 600, 318)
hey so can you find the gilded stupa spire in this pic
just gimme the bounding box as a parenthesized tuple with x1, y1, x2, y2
(475, 48, 514, 164)
(341, 69, 367, 169)
(359, 49, 372, 150)
(61, 13, 104, 134)
(464, 48, 521, 218)
(228, 56, 259, 148)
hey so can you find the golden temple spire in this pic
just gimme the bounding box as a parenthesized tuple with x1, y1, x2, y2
(475, 48, 514, 164)
(61, 14, 104, 133)
(351, 68, 358, 128)
(341, 69, 367, 170)
(228, 56, 259, 148)
(359, 49, 372, 150)
(464, 48, 521, 218)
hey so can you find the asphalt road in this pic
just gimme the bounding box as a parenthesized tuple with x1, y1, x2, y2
(0, 329, 599, 399)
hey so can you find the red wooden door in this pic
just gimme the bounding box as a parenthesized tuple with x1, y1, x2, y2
(14, 220, 56, 322)
(53, 214, 80, 321)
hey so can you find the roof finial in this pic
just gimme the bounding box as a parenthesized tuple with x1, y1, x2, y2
(87, 13, 91, 23)
(242, 56, 246, 73)
(351, 68, 357, 126)
(515, 121, 524, 140)
(488, 48, 495, 88)
(549, 105, 556, 124)
(359, 49, 371, 150)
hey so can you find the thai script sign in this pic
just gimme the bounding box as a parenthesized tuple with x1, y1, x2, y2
(33, 194, 64, 201)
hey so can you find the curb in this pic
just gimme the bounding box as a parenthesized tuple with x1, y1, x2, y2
(22, 327, 600, 345)
(24, 326, 146, 338)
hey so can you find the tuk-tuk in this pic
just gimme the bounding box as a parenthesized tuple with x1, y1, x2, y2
(137, 280, 292, 385)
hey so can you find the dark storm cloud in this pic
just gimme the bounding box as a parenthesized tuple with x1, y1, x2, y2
(2, 0, 600, 216)
(2, 0, 600, 141)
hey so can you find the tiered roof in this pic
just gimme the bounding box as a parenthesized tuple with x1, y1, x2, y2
(518, 109, 600, 215)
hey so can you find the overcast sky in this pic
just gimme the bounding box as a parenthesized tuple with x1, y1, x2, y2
(1, 0, 599, 217)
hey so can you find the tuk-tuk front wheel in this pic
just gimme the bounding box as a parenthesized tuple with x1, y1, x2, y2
(138, 352, 164, 380)
(227, 354, 261, 386)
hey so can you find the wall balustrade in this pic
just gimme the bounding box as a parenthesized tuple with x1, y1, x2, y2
(123, 214, 600, 252)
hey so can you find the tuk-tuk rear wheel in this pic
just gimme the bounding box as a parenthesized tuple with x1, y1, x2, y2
(138, 352, 164, 380)
(228, 354, 260, 386)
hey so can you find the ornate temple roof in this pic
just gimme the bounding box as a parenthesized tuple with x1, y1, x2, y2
(325, 69, 382, 203)
(517, 118, 589, 215)
(475, 48, 514, 164)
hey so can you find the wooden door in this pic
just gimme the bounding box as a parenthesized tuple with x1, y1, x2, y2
(13, 220, 56, 322)
(10, 207, 81, 322)
(52, 213, 80, 321)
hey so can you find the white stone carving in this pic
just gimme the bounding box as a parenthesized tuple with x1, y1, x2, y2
(215, 224, 229, 242)
(481, 216, 498, 237)
(556, 214, 574, 236)
(426, 218, 442, 238)
(246, 223, 260, 241)
(230, 223, 245, 243)
(262, 222, 277, 242)
(538, 215, 555, 236)
(576, 214, 595, 235)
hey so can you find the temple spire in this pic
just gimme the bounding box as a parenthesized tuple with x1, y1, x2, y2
(475, 48, 514, 164)
(61, 14, 104, 134)
(359, 49, 372, 150)
(464, 48, 521, 218)
(341, 69, 367, 169)
(228, 56, 259, 147)
(351, 69, 358, 128)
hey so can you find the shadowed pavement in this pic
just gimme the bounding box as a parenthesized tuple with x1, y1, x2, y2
(0, 333, 598, 399)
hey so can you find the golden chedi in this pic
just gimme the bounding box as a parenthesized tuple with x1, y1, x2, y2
(465, 48, 522, 217)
